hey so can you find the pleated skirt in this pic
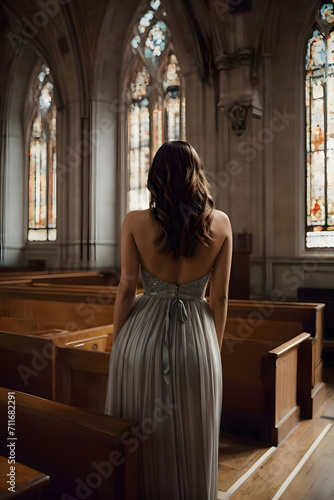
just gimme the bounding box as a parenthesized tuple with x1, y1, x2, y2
(105, 294, 222, 500)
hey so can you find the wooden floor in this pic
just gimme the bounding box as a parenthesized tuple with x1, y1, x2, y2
(218, 364, 334, 500)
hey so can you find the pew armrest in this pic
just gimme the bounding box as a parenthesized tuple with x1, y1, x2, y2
(71, 336, 108, 352)
(268, 332, 311, 358)
(263, 332, 311, 444)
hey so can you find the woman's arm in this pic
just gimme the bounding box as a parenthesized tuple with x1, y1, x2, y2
(113, 213, 139, 342)
(210, 213, 233, 350)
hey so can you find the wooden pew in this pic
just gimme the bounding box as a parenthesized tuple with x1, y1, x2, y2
(55, 331, 309, 445)
(226, 300, 326, 418)
(223, 317, 316, 419)
(0, 286, 116, 329)
(221, 319, 310, 443)
(0, 288, 322, 346)
(0, 311, 314, 445)
(0, 325, 114, 400)
(0, 286, 325, 417)
(0, 387, 138, 500)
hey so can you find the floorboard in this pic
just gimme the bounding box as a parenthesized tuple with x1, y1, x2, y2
(218, 364, 334, 499)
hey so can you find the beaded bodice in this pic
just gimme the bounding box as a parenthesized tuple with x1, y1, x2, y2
(141, 266, 211, 301)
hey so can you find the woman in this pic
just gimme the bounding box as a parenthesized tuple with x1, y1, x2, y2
(105, 140, 232, 500)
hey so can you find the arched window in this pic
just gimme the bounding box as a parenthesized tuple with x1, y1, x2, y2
(28, 64, 56, 241)
(127, 0, 186, 211)
(305, 2, 334, 248)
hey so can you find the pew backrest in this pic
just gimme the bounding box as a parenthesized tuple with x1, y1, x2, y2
(55, 346, 110, 412)
(224, 318, 303, 342)
(0, 386, 138, 500)
(0, 331, 55, 399)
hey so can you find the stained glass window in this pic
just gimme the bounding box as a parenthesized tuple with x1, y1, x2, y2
(127, 1, 185, 211)
(305, 4, 334, 248)
(28, 65, 57, 241)
(144, 21, 167, 61)
(319, 2, 334, 24)
(128, 67, 151, 210)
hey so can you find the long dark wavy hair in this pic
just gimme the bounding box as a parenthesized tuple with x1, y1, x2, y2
(147, 141, 214, 259)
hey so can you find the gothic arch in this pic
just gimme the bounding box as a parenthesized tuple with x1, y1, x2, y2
(91, 0, 208, 266)
(93, 0, 204, 101)
(0, 1, 89, 267)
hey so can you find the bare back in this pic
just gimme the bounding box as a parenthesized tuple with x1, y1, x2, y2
(128, 208, 231, 286)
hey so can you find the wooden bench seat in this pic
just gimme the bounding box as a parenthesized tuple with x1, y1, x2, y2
(0, 387, 138, 499)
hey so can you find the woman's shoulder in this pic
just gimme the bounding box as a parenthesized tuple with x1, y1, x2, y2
(212, 209, 231, 228)
(211, 209, 232, 240)
(122, 209, 151, 231)
(212, 209, 230, 222)
(125, 209, 150, 219)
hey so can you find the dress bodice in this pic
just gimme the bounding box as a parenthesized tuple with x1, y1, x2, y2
(140, 265, 213, 385)
(141, 265, 211, 300)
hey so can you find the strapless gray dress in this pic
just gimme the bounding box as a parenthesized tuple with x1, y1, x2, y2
(105, 266, 222, 500)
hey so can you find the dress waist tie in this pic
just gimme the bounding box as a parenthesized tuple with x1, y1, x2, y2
(162, 296, 188, 385)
